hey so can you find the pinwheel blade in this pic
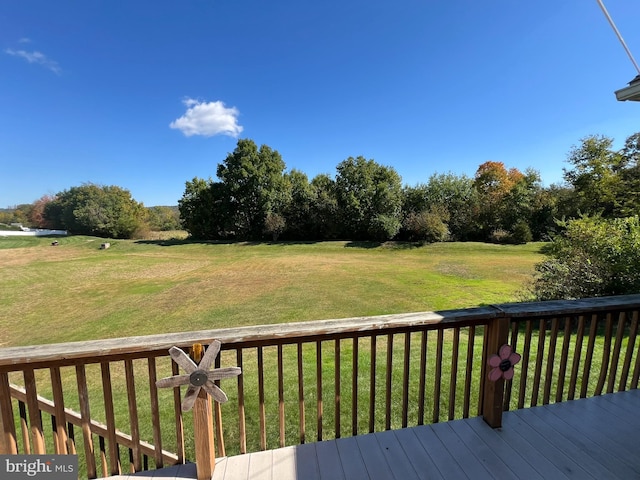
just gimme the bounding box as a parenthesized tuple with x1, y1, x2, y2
(199, 340, 221, 371)
(202, 380, 229, 403)
(207, 367, 242, 381)
(181, 385, 201, 412)
(169, 346, 198, 374)
(156, 374, 191, 388)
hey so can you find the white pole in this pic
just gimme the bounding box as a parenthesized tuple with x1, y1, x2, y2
(596, 0, 640, 75)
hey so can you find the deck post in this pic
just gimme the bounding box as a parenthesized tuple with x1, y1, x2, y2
(482, 316, 510, 428)
(191, 344, 216, 480)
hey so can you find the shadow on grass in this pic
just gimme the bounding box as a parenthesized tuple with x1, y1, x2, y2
(134, 238, 325, 247)
(344, 240, 431, 250)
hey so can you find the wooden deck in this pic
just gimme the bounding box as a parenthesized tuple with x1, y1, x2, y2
(113, 389, 640, 479)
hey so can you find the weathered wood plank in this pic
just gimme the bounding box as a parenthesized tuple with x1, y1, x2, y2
(607, 311, 626, 393)
(556, 317, 573, 403)
(517, 320, 533, 409)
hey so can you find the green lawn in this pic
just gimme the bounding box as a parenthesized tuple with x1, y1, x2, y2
(0, 236, 544, 347)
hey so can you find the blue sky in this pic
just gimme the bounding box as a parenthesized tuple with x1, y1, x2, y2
(1, 0, 639, 208)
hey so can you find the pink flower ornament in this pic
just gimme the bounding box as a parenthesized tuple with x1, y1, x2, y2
(488, 344, 521, 381)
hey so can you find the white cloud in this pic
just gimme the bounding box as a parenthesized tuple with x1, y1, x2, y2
(18, 38, 31, 44)
(5, 48, 61, 74)
(170, 98, 243, 138)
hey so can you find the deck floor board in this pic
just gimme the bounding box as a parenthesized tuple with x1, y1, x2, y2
(113, 391, 640, 480)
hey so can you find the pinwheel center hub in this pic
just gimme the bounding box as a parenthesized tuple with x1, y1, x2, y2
(499, 359, 512, 372)
(190, 370, 208, 386)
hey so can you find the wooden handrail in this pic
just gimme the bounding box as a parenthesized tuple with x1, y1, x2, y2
(1, 295, 639, 371)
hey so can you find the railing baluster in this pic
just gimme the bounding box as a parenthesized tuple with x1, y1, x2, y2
(595, 313, 614, 395)
(504, 321, 518, 411)
(23, 368, 45, 454)
(581, 314, 599, 398)
(543, 318, 559, 405)
(124, 359, 141, 472)
(278, 344, 286, 447)
(463, 325, 475, 418)
(0, 371, 17, 454)
(296, 343, 304, 445)
(171, 360, 185, 463)
(531, 319, 547, 407)
(257, 346, 267, 449)
(401, 332, 411, 428)
(607, 312, 627, 393)
(632, 331, 640, 390)
(568, 315, 586, 400)
(619, 311, 639, 391)
(477, 326, 488, 416)
(147, 357, 163, 468)
(50, 367, 68, 454)
(556, 316, 573, 403)
(67, 422, 76, 454)
(449, 327, 460, 421)
(369, 335, 376, 434)
(76, 365, 96, 478)
(316, 341, 323, 441)
(99, 435, 108, 478)
(19, 401, 30, 454)
(385, 334, 393, 431)
(351, 337, 358, 436)
(335, 339, 341, 438)
(433, 329, 443, 423)
(100, 362, 121, 475)
(237, 348, 247, 453)
(214, 352, 225, 458)
(417, 330, 428, 425)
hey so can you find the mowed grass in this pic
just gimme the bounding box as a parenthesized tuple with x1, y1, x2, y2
(0, 236, 544, 347)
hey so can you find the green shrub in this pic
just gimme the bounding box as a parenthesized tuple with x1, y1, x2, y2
(531, 215, 640, 300)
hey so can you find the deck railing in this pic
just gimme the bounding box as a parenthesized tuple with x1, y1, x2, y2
(1, 294, 639, 478)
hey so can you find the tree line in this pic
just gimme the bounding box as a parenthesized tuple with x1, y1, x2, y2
(178, 133, 640, 243)
(2, 131, 637, 243)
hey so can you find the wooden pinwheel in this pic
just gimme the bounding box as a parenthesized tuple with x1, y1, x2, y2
(156, 340, 241, 411)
